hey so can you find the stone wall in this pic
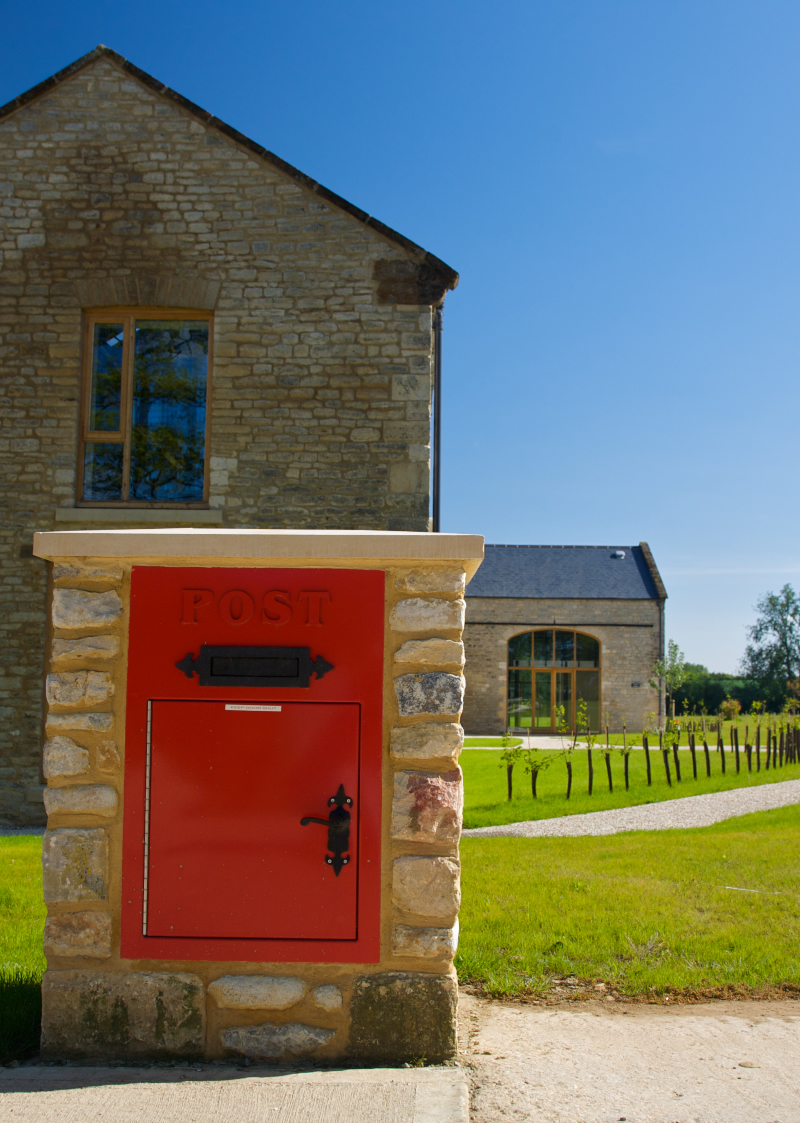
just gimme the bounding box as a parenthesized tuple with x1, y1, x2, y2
(0, 49, 456, 825)
(37, 549, 472, 1062)
(462, 596, 663, 734)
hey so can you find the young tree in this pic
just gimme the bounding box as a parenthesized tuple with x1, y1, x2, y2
(740, 584, 800, 693)
(649, 639, 686, 719)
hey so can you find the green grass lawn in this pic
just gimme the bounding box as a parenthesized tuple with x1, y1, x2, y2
(462, 745, 800, 829)
(506, 718, 794, 748)
(0, 835, 46, 1063)
(456, 803, 800, 998)
(4, 786, 800, 1055)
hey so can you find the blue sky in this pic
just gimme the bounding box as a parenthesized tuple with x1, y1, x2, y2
(2, 1, 798, 673)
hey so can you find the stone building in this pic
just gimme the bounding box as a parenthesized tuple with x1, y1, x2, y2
(0, 46, 458, 826)
(461, 544, 667, 735)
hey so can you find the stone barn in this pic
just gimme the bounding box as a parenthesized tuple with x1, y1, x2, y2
(461, 543, 667, 735)
(0, 46, 458, 827)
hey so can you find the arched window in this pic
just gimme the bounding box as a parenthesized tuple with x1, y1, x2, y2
(507, 630, 601, 732)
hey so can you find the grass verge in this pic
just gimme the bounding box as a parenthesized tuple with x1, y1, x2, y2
(509, 719, 794, 748)
(462, 745, 800, 828)
(0, 835, 46, 1063)
(464, 737, 522, 748)
(456, 803, 800, 999)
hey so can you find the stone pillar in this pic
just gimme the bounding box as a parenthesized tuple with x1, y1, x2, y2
(32, 529, 483, 1063)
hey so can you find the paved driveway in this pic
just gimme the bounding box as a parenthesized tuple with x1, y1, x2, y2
(461, 991, 800, 1122)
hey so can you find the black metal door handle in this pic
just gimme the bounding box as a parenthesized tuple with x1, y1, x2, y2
(300, 783, 352, 876)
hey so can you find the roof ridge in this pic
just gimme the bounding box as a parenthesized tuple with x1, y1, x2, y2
(0, 45, 458, 295)
(486, 543, 637, 550)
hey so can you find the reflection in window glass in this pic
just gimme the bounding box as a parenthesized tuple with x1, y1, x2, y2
(129, 321, 208, 501)
(507, 669, 532, 729)
(83, 443, 123, 501)
(576, 633, 600, 668)
(534, 671, 552, 728)
(508, 632, 532, 667)
(555, 630, 574, 667)
(508, 631, 602, 731)
(533, 630, 553, 667)
(577, 670, 600, 731)
(556, 672, 572, 724)
(90, 323, 124, 431)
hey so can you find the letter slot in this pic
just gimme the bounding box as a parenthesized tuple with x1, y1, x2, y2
(175, 645, 334, 687)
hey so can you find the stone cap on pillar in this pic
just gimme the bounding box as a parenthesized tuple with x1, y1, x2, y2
(33, 528, 485, 581)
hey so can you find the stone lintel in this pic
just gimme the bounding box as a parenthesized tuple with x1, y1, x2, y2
(33, 529, 484, 583)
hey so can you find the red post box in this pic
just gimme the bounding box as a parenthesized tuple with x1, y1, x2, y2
(34, 529, 483, 1065)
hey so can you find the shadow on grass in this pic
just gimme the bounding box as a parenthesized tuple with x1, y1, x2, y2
(0, 967, 41, 1063)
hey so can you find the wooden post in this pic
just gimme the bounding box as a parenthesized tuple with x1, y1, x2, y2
(756, 725, 761, 772)
(643, 734, 652, 786)
(660, 728, 672, 787)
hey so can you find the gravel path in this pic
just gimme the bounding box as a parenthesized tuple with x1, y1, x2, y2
(462, 778, 800, 838)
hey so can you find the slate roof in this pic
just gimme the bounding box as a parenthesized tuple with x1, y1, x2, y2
(467, 544, 666, 601)
(0, 46, 458, 302)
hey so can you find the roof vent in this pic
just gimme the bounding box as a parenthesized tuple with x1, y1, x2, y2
(611, 550, 626, 560)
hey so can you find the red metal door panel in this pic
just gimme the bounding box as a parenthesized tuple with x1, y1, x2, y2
(121, 565, 384, 962)
(147, 700, 359, 940)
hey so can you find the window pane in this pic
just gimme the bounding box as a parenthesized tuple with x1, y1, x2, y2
(83, 443, 123, 501)
(576, 633, 600, 668)
(508, 669, 532, 729)
(130, 320, 208, 501)
(555, 630, 574, 667)
(556, 672, 573, 728)
(508, 632, 532, 667)
(576, 671, 600, 732)
(533, 630, 553, 667)
(89, 323, 124, 431)
(534, 672, 552, 728)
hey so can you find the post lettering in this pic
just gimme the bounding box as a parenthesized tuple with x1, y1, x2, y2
(218, 590, 255, 626)
(181, 589, 214, 624)
(262, 590, 292, 626)
(298, 590, 331, 627)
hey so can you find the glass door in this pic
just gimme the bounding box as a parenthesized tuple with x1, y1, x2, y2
(534, 672, 552, 729)
(556, 672, 572, 728)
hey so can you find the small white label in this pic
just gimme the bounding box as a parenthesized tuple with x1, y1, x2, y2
(225, 704, 282, 712)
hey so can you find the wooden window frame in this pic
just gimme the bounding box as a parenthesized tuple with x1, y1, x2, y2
(506, 629, 603, 733)
(77, 307, 213, 508)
